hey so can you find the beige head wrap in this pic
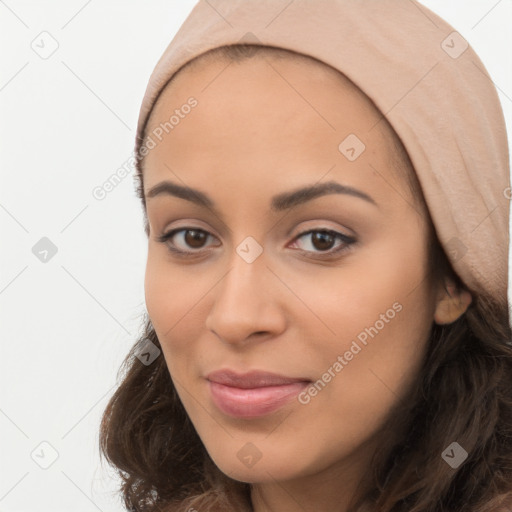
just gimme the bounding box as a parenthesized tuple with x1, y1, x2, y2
(135, 0, 510, 315)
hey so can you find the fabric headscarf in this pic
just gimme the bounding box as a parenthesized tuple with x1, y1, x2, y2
(135, 0, 510, 320)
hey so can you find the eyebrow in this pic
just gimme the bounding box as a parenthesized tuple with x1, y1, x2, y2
(145, 179, 377, 212)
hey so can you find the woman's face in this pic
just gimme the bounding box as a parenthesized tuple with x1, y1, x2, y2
(142, 53, 442, 485)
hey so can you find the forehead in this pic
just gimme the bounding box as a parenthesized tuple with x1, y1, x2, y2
(142, 51, 416, 208)
(146, 51, 383, 135)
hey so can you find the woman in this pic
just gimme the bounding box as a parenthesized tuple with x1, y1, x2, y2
(99, 1, 512, 511)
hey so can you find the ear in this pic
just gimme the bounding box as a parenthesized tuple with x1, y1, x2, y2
(433, 279, 472, 325)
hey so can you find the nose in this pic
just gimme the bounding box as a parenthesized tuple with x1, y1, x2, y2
(205, 251, 286, 346)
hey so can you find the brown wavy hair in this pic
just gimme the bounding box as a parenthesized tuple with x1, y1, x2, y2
(99, 44, 512, 512)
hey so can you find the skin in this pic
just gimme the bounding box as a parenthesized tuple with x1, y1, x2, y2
(142, 52, 472, 512)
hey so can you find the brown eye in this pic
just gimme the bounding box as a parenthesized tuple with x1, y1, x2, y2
(184, 229, 208, 248)
(290, 229, 356, 258)
(310, 231, 336, 251)
(157, 228, 218, 255)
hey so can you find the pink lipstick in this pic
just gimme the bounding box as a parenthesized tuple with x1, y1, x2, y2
(206, 369, 310, 419)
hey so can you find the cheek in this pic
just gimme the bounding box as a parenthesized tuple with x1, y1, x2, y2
(303, 238, 431, 345)
(144, 257, 216, 427)
(144, 248, 204, 326)
(144, 253, 175, 331)
(304, 232, 434, 397)
(144, 250, 214, 371)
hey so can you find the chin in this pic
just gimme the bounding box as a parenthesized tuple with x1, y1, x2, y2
(206, 446, 305, 484)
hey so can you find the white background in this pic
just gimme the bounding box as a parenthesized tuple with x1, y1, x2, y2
(0, 1, 511, 511)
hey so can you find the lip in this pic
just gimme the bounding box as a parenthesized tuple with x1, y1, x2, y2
(206, 369, 311, 419)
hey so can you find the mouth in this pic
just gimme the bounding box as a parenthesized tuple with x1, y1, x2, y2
(206, 369, 311, 419)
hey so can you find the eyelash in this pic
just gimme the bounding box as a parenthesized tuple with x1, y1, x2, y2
(156, 227, 356, 259)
